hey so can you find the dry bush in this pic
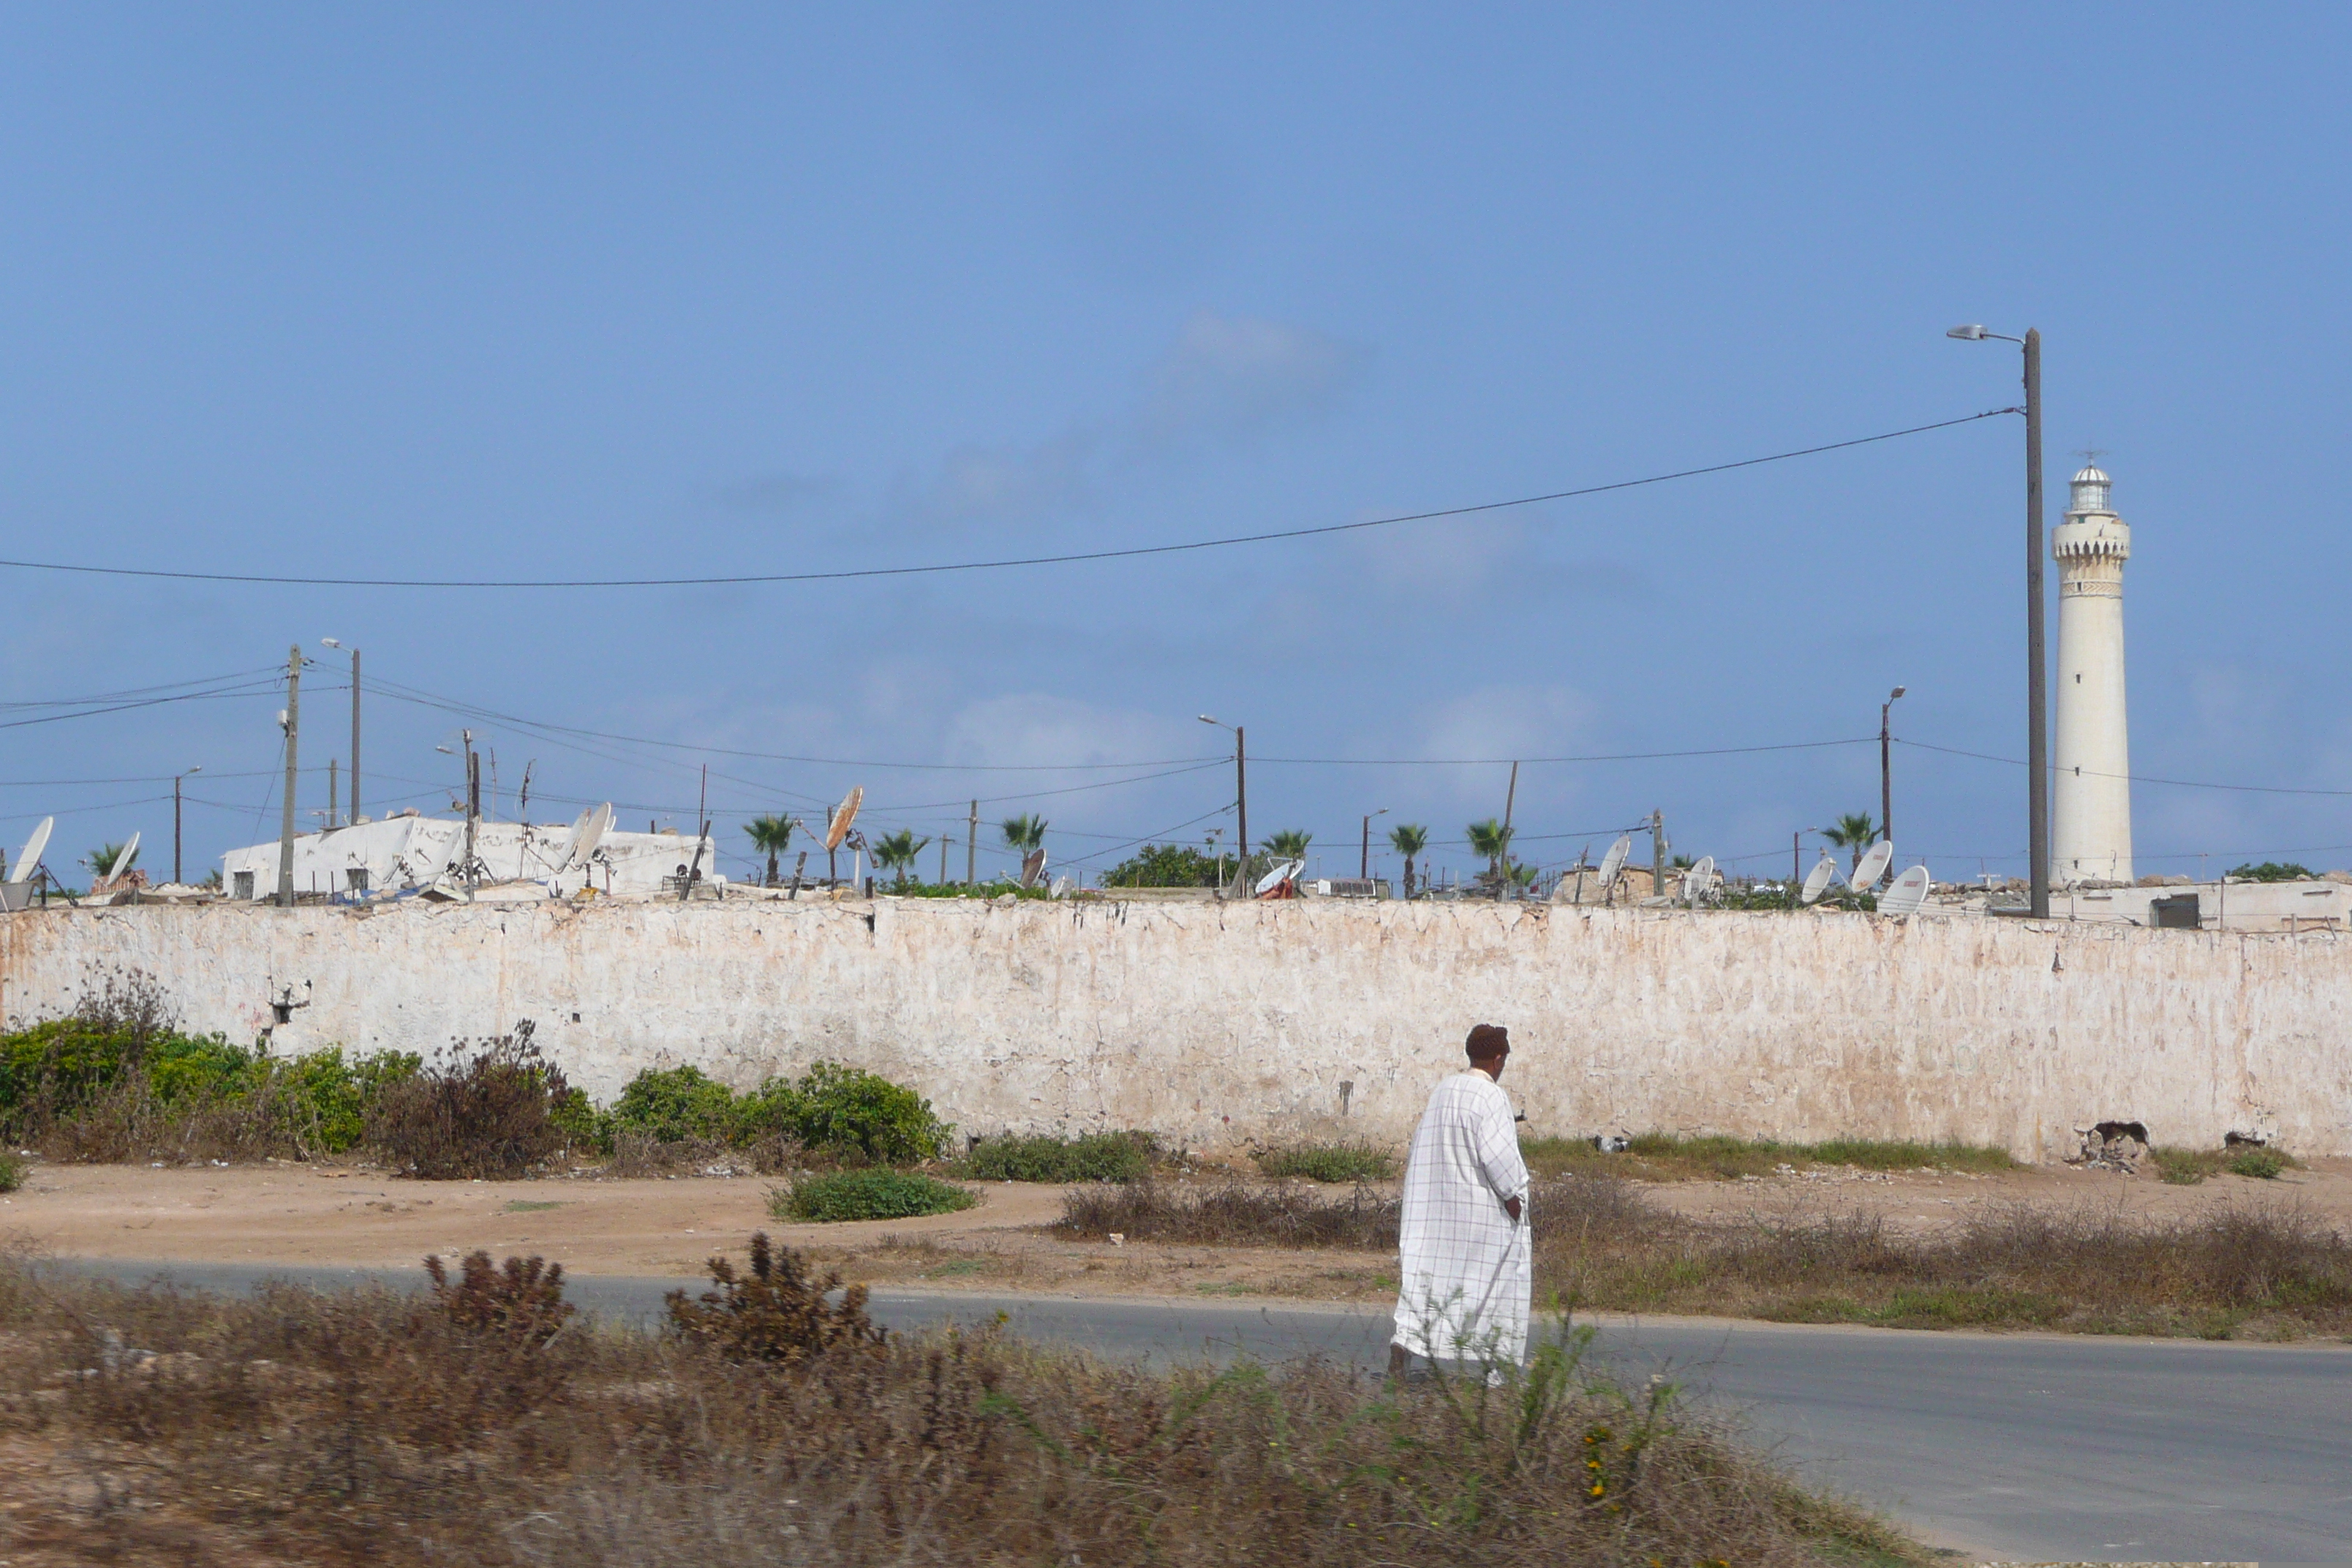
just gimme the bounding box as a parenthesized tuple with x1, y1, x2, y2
(0, 1248, 1922, 1568)
(663, 1230, 884, 1362)
(426, 1251, 576, 1345)
(365, 1022, 569, 1177)
(1060, 1177, 1401, 1248)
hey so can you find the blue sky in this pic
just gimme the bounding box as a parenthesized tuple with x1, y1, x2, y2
(2, 4, 2347, 888)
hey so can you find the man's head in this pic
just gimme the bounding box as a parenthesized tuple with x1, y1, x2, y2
(1465, 1022, 1510, 1080)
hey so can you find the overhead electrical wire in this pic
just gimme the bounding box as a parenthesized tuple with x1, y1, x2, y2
(0, 410, 2017, 590)
(1893, 736, 2352, 798)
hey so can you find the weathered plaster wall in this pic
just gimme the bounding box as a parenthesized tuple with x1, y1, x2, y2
(0, 898, 2343, 1159)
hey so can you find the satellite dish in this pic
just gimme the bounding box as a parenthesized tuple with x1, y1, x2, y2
(1683, 853, 1716, 906)
(1049, 875, 1071, 898)
(1254, 857, 1302, 897)
(1880, 864, 1932, 918)
(1019, 846, 1048, 889)
(1799, 854, 1837, 905)
(1852, 840, 1894, 892)
(824, 787, 864, 852)
(1597, 834, 1631, 885)
(13, 817, 53, 883)
(575, 802, 612, 866)
(554, 808, 592, 869)
(111, 832, 141, 881)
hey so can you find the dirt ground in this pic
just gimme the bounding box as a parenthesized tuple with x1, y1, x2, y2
(8, 1154, 2349, 1308)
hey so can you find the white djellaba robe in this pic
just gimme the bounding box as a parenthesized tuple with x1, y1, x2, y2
(1391, 1068, 1531, 1366)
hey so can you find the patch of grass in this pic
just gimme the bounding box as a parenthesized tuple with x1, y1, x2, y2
(0, 1148, 20, 1192)
(924, 1257, 989, 1278)
(502, 1199, 563, 1213)
(1521, 1131, 2016, 1182)
(0, 1247, 1930, 1568)
(961, 1129, 1156, 1183)
(1252, 1140, 1398, 1182)
(1059, 1178, 1399, 1248)
(2152, 1144, 2299, 1185)
(1530, 1180, 2352, 1338)
(772, 1168, 978, 1222)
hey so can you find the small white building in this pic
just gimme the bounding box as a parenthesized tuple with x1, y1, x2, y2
(220, 811, 717, 902)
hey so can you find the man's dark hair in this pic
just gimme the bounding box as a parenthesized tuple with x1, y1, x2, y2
(1465, 1023, 1509, 1061)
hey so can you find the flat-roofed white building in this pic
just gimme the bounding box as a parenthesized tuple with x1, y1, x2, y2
(220, 811, 716, 902)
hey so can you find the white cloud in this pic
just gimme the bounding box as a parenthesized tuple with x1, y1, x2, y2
(1414, 685, 1599, 804)
(943, 693, 1196, 770)
(1136, 309, 1365, 449)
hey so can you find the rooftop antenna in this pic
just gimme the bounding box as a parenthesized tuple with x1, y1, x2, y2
(1681, 853, 1717, 908)
(1880, 864, 1933, 918)
(1021, 845, 1049, 889)
(1596, 834, 1632, 905)
(12, 817, 53, 887)
(823, 785, 863, 885)
(1799, 851, 1838, 905)
(97, 831, 141, 894)
(1851, 838, 1895, 894)
(1253, 856, 1302, 898)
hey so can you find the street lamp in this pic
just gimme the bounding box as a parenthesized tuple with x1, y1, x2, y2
(320, 639, 360, 825)
(173, 766, 201, 886)
(1948, 323, 2048, 917)
(1360, 807, 1388, 881)
(1197, 715, 1247, 892)
(1880, 686, 1906, 850)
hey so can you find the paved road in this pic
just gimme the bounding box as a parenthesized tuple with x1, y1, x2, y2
(45, 1259, 2352, 1562)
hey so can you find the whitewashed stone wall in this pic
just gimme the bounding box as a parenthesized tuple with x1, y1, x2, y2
(0, 898, 2344, 1160)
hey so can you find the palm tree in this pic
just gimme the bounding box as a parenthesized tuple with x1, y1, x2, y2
(84, 842, 129, 879)
(872, 829, 931, 889)
(743, 815, 796, 887)
(1388, 823, 1428, 898)
(1264, 829, 1311, 862)
(1823, 812, 1878, 874)
(1000, 814, 1047, 884)
(1465, 818, 1514, 890)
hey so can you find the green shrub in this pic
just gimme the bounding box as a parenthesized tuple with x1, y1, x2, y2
(963, 1130, 1156, 1183)
(2228, 1147, 2288, 1180)
(0, 1150, 20, 1193)
(1253, 1142, 1398, 1183)
(610, 1065, 739, 1145)
(2228, 861, 2315, 882)
(1098, 843, 1225, 888)
(760, 1061, 951, 1164)
(773, 1169, 976, 1222)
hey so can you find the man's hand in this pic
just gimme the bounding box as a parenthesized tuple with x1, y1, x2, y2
(1505, 1195, 1523, 1223)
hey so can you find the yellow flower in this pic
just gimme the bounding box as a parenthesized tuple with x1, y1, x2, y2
(1588, 1482, 1606, 1497)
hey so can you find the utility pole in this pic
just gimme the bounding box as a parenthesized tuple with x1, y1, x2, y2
(1650, 809, 1667, 902)
(349, 646, 360, 824)
(682, 764, 707, 901)
(1360, 807, 1387, 881)
(1793, 830, 1801, 889)
(2024, 330, 2049, 918)
(276, 645, 300, 907)
(1501, 761, 1519, 900)
(327, 759, 338, 829)
(464, 740, 480, 900)
(1880, 686, 1906, 850)
(967, 800, 978, 886)
(1235, 725, 1248, 873)
(940, 834, 951, 886)
(173, 766, 199, 886)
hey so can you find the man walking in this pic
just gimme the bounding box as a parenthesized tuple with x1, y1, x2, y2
(1390, 1022, 1530, 1377)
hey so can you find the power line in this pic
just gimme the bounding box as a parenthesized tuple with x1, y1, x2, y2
(1253, 738, 1872, 766)
(1895, 736, 2352, 798)
(0, 410, 2016, 591)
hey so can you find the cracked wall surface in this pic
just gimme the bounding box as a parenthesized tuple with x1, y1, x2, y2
(0, 898, 2341, 1158)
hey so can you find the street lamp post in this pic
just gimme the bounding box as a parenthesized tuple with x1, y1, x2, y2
(320, 640, 360, 825)
(1197, 715, 1247, 895)
(1360, 807, 1388, 881)
(1948, 324, 2048, 917)
(1880, 686, 1906, 849)
(173, 766, 201, 886)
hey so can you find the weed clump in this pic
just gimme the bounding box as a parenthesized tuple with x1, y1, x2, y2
(665, 1230, 884, 1362)
(1253, 1140, 1398, 1182)
(774, 1168, 977, 1222)
(2152, 1144, 2300, 1185)
(365, 1022, 572, 1178)
(0, 1148, 20, 1193)
(1522, 1130, 2016, 1182)
(1060, 1177, 1401, 1248)
(425, 1250, 576, 1346)
(962, 1128, 1156, 1182)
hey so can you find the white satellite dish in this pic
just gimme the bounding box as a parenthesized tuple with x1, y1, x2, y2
(1019, 846, 1048, 889)
(1799, 854, 1837, 905)
(1880, 864, 1932, 918)
(1852, 839, 1894, 892)
(1254, 857, 1303, 897)
(109, 832, 141, 883)
(554, 807, 593, 870)
(1597, 834, 1631, 886)
(824, 787, 864, 853)
(13, 817, 53, 883)
(1683, 853, 1716, 906)
(1049, 875, 1071, 898)
(575, 802, 612, 867)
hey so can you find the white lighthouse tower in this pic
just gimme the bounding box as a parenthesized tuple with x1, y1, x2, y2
(2051, 460, 2133, 883)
